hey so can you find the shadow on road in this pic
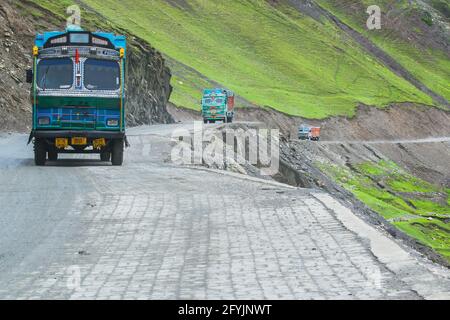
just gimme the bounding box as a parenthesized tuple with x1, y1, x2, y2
(44, 159, 112, 167)
(0, 158, 113, 168)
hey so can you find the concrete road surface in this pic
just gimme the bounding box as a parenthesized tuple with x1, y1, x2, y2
(0, 123, 449, 300)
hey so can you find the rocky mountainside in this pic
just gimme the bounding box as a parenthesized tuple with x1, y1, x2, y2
(0, 0, 173, 132)
(0, 1, 37, 131)
(125, 37, 173, 126)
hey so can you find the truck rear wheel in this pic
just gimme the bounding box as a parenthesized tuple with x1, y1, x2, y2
(111, 139, 124, 166)
(34, 138, 47, 166)
(100, 152, 111, 162)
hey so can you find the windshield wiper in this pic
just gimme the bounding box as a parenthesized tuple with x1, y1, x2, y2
(40, 66, 50, 91)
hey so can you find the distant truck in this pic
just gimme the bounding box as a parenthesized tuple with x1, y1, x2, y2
(298, 124, 321, 141)
(202, 88, 235, 123)
(26, 26, 127, 166)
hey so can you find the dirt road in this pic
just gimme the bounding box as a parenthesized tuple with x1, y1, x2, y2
(0, 123, 449, 299)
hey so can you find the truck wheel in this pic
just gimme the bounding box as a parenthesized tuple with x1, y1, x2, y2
(34, 138, 47, 166)
(203, 119, 208, 124)
(48, 150, 58, 161)
(100, 152, 111, 162)
(111, 139, 124, 166)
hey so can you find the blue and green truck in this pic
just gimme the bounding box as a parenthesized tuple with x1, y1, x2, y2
(202, 88, 235, 124)
(26, 26, 127, 166)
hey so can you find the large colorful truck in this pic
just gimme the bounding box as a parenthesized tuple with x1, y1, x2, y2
(26, 26, 127, 166)
(201, 88, 235, 123)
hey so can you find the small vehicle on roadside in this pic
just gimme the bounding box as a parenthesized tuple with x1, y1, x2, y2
(298, 124, 321, 141)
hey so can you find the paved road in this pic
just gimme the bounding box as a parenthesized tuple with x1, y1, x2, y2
(316, 137, 450, 145)
(0, 124, 449, 300)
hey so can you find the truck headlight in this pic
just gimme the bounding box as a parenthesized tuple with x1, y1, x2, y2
(38, 117, 50, 125)
(107, 119, 119, 127)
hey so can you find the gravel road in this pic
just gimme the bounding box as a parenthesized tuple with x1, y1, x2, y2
(318, 137, 450, 145)
(0, 123, 449, 300)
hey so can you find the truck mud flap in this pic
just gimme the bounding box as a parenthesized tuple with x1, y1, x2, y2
(27, 131, 33, 145)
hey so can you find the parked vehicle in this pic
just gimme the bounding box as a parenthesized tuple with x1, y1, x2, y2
(26, 26, 127, 166)
(202, 88, 235, 123)
(298, 124, 321, 141)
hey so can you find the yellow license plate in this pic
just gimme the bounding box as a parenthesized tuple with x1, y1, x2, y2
(71, 137, 87, 145)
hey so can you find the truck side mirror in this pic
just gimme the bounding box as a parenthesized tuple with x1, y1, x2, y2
(26, 69, 33, 84)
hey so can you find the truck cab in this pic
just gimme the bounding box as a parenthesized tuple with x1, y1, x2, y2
(27, 26, 127, 166)
(202, 88, 235, 123)
(298, 125, 310, 140)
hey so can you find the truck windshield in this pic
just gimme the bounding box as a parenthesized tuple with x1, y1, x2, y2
(84, 59, 120, 90)
(203, 97, 225, 105)
(37, 58, 73, 90)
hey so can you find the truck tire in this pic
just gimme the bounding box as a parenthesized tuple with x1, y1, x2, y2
(48, 150, 58, 161)
(111, 139, 124, 166)
(34, 138, 47, 166)
(100, 152, 111, 162)
(203, 119, 208, 124)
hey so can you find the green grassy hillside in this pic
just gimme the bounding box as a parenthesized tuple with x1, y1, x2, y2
(316, 0, 450, 105)
(319, 160, 450, 263)
(32, 0, 447, 118)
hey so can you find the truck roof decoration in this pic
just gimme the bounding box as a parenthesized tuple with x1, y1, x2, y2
(203, 88, 234, 96)
(35, 27, 126, 55)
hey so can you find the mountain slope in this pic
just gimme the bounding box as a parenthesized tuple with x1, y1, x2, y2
(31, 0, 449, 119)
(34, 0, 447, 119)
(315, 0, 449, 105)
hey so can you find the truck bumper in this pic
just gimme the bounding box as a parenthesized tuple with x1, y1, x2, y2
(28, 130, 129, 148)
(31, 130, 125, 139)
